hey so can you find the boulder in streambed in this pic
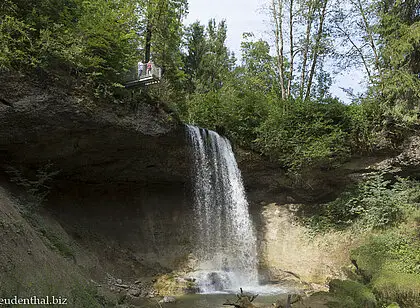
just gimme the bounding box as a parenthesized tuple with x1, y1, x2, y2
(159, 296, 176, 303)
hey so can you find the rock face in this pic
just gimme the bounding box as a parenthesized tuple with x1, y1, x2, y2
(0, 72, 190, 184)
(257, 203, 351, 285)
(370, 135, 420, 176)
(0, 72, 196, 298)
(238, 136, 420, 287)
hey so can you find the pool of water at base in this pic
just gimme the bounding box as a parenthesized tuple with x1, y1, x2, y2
(134, 285, 291, 308)
(137, 293, 284, 308)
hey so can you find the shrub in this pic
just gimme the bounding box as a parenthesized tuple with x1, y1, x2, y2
(373, 272, 420, 307)
(351, 229, 420, 307)
(1, 0, 140, 95)
(256, 98, 352, 170)
(306, 175, 420, 231)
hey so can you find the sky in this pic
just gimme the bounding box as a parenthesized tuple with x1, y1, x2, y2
(185, 0, 267, 59)
(184, 0, 364, 103)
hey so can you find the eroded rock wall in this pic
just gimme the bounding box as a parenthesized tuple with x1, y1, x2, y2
(47, 182, 195, 280)
(256, 203, 352, 285)
(0, 72, 196, 292)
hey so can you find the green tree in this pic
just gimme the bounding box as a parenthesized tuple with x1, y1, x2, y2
(1, 0, 141, 89)
(268, 0, 333, 100)
(183, 21, 207, 93)
(376, 0, 420, 111)
(182, 19, 235, 93)
(138, 0, 188, 88)
(76, 0, 140, 86)
(239, 32, 277, 94)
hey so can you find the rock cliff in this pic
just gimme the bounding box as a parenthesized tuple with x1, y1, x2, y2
(0, 72, 190, 185)
(0, 72, 195, 304)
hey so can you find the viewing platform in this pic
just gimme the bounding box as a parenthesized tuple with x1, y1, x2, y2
(124, 64, 162, 88)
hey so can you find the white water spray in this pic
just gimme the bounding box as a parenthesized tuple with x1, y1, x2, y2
(186, 125, 259, 293)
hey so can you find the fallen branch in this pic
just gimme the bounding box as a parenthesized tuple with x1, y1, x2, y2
(223, 288, 259, 308)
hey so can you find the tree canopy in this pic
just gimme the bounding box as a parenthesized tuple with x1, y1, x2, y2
(1, 0, 418, 169)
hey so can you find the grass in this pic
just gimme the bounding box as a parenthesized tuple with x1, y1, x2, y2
(70, 283, 114, 308)
(42, 230, 75, 259)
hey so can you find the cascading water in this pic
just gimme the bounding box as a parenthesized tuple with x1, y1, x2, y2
(186, 125, 259, 293)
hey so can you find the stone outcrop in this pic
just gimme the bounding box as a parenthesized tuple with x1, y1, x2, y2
(257, 203, 352, 286)
(0, 72, 196, 301)
(0, 72, 190, 185)
(369, 135, 420, 176)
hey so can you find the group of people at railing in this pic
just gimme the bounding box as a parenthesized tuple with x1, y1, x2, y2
(137, 59, 153, 79)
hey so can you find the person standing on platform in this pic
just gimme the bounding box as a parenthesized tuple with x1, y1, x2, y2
(146, 60, 152, 76)
(137, 59, 144, 79)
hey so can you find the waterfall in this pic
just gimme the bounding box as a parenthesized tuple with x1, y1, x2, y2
(186, 125, 259, 293)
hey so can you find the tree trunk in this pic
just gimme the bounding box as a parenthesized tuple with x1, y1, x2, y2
(272, 0, 286, 100)
(305, 0, 328, 101)
(299, 0, 315, 99)
(287, 0, 294, 98)
(144, 21, 152, 62)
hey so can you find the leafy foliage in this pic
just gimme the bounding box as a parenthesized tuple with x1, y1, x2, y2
(256, 98, 352, 170)
(182, 19, 236, 94)
(328, 279, 377, 308)
(304, 174, 420, 306)
(351, 227, 420, 307)
(182, 32, 362, 170)
(2, 0, 418, 170)
(0, 0, 188, 97)
(305, 174, 420, 231)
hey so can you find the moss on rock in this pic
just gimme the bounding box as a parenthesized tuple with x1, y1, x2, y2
(328, 279, 377, 308)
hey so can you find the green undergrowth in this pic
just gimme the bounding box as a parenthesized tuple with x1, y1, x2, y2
(0, 275, 109, 308)
(326, 279, 377, 308)
(70, 283, 113, 308)
(301, 173, 420, 306)
(373, 272, 420, 307)
(40, 227, 75, 259)
(351, 223, 420, 307)
(303, 174, 420, 232)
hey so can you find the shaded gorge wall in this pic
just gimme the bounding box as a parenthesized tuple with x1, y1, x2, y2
(47, 181, 195, 280)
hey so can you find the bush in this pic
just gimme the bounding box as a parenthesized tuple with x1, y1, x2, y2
(183, 87, 269, 148)
(256, 98, 352, 171)
(1, 0, 140, 94)
(351, 230, 420, 277)
(306, 175, 420, 231)
(0, 15, 35, 69)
